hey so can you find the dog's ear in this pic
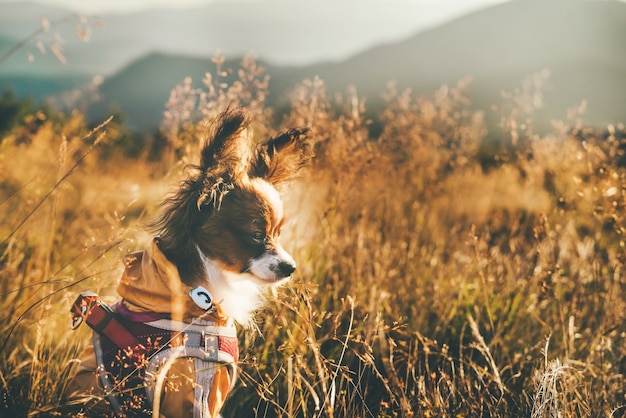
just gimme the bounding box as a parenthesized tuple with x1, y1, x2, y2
(249, 128, 312, 186)
(197, 109, 252, 210)
(152, 109, 251, 251)
(200, 109, 250, 175)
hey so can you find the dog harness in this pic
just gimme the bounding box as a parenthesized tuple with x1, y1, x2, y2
(70, 292, 238, 418)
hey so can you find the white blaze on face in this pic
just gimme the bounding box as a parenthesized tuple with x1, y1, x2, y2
(248, 178, 295, 282)
(250, 178, 283, 222)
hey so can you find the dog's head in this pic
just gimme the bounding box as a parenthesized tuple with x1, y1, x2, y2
(154, 109, 312, 288)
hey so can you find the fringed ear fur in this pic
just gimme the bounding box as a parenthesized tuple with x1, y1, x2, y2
(152, 109, 251, 248)
(197, 109, 252, 210)
(250, 128, 313, 186)
(200, 109, 250, 172)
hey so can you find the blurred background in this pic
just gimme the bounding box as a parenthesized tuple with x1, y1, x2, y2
(1, 0, 625, 132)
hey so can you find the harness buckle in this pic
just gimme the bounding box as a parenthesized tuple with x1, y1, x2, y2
(70, 291, 99, 330)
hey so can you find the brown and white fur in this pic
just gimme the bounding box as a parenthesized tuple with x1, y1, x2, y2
(153, 108, 311, 326)
(60, 109, 311, 418)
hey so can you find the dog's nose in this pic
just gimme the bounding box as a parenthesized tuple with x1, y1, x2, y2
(278, 261, 296, 277)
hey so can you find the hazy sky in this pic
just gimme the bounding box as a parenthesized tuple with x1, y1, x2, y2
(13, 0, 507, 14)
(5, 0, 625, 26)
(0, 0, 518, 66)
(6, 0, 620, 67)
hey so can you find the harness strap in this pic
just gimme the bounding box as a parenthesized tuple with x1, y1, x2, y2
(70, 291, 239, 418)
(194, 357, 218, 418)
(70, 292, 142, 352)
(145, 318, 239, 363)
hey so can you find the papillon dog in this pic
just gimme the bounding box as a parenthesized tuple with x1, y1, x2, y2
(64, 108, 312, 418)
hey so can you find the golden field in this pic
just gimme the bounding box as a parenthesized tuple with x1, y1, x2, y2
(0, 59, 624, 417)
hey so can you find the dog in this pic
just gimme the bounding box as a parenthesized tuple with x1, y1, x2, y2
(63, 108, 312, 417)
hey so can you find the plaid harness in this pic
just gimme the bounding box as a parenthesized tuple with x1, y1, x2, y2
(71, 292, 238, 418)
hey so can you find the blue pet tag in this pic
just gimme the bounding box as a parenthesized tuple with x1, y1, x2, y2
(190, 286, 214, 311)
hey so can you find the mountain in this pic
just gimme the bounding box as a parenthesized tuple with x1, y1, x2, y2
(0, 29, 92, 99)
(0, 73, 91, 102)
(299, 0, 626, 129)
(2, 0, 626, 132)
(88, 0, 626, 131)
(86, 53, 228, 130)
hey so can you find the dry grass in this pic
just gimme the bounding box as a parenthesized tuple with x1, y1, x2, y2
(0, 57, 625, 417)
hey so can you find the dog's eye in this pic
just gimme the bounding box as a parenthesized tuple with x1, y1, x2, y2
(250, 231, 265, 244)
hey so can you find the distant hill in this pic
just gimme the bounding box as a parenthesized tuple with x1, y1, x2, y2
(0, 73, 91, 102)
(298, 0, 626, 129)
(0, 30, 92, 99)
(87, 0, 626, 131)
(86, 53, 226, 130)
(2, 0, 626, 132)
